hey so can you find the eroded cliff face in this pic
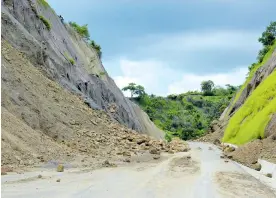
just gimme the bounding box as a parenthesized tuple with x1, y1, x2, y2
(1, 0, 164, 139)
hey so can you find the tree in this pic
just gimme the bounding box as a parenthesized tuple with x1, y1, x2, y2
(258, 21, 276, 46)
(200, 80, 214, 95)
(134, 85, 145, 97)
(122, 83, 145, 98)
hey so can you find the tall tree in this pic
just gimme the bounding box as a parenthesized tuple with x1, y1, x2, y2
(200, 80, 214, 95)
(122, 83, 146, 98)
(258, 21, 276, 46)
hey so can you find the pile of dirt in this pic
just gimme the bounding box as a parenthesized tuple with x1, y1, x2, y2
(1, 40, 189, 172)
(198, 117, 276, 169)
(227, 135, 276, 169)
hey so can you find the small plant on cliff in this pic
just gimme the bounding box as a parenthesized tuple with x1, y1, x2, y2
(38, 0, 50, 8)
(90, 40, 102, 59)
(69, 22, 90, 40)
(39, 15, 51, 30)
(64, 52, 75, 65)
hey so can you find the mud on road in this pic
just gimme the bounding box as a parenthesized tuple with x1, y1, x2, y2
(2, 142, 276, 198)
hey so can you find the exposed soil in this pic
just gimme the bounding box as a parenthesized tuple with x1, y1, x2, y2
(1, 40, 189, 173)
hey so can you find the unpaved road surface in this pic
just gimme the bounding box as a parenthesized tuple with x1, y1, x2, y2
(2, 143, 276, 198)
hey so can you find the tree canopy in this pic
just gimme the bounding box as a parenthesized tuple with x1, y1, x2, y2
(122, 83, 145, 98)
(258, 21, 276, 46)
(133, 81, 239, 141)
(200, 80, 215, 96)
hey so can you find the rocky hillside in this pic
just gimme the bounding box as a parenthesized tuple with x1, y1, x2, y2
(1, 0, 172, 169)
(1, 0, 163, 139)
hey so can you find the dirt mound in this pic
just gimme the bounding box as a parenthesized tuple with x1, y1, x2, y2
(1, 40, 189, 170)
(229, 135, 276, 168)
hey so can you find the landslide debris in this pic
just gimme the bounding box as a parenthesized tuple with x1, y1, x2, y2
(1, 40, 189, 170)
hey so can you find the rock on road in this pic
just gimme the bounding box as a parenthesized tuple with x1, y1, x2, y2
(2, 142, 276, 198)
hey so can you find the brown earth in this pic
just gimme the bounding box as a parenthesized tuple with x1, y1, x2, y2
(197, 119, 276, 169)
(1, 40, 189, 172)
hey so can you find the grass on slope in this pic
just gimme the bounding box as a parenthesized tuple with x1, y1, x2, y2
(38, 0, 50, 8)
(223, 70, 276, 145)
(228, 41, 276, 115)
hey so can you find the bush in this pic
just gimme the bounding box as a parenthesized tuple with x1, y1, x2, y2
(39, 15, 51, 30)
(90, 40, 102, 59)
(38, 0, 50, 8)
(69, 58, 75, 65)
(257, 45, 271, 63)
(165, 132, 172, 142)
(69, 22, 90, 40)
(64, 52, 75, 65)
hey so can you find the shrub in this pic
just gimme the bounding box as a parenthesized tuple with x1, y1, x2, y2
(69, 58, 75, 65)
(69, 22, 90, 40)
(257, 45, 271, 63)
(64, 52, 75, 65)
(38, 0, 50, 8)
(39, 15, 51, 30)
(90, 40, 102, 59)
(165, 133, 172, 142)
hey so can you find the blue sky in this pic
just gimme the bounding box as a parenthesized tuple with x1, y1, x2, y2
(48, 0, 276, 96)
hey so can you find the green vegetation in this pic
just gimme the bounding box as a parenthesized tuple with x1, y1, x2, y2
(64, 52, 75, 65)
(38, 0, 50, 8)
(39, 15, 51, 30)
(69, 22, 90, 40)
(125, 82, 238, 140)
(223, 22, 276, 145)
(122, 83, 146, 98)
(201, 80, 215, 96)
(257, 21, 276, 63)
(90, 40, 102, 59)
(69, 22, 102, 59)
(223, 70, 276, 145)
(228, 22, 276, 115)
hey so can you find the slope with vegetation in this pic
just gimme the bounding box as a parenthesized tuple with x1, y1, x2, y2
(198, 22, 276, 167)
(123, 83, 238, 141)
(223, 22, 276, 145)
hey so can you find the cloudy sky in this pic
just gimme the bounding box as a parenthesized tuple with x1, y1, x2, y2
(48, 0, 275, 96)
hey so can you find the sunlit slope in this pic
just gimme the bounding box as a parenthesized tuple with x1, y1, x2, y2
(223, 70, 276, 145)
(227, 42, 276, 115)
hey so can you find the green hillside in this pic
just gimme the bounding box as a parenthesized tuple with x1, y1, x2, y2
(222, 22, 276, 145)
(223, 70, 276, 144)
(129, 84, 237, 141)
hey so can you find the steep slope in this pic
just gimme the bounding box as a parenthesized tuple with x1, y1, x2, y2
(223, 44, 276, 144)
(1, 40, 186, 168)
(1, 0, 163, 139)
(199, 41, 276, 167)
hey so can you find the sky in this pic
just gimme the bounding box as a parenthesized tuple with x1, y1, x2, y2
(48, 0, 276, 96)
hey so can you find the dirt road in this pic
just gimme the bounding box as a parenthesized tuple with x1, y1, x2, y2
(2, 143, 276, 198)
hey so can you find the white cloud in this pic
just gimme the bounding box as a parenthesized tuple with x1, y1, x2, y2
(109, 57, 248, 97)
(105, 29, 257, 96)
(112, 58, 177, 96)
(167, 67, 248, 95)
